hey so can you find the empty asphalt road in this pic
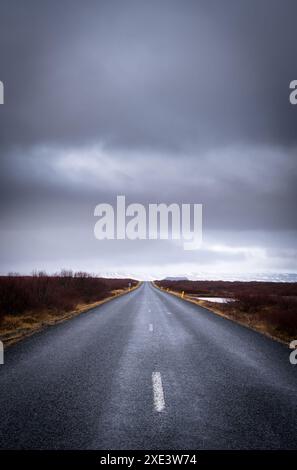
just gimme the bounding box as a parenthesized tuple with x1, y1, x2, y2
(0, 282, 296, 449)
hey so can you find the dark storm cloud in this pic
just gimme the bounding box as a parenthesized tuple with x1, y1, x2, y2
(0, 0, 297, 151)
(0, 0, 296, 276)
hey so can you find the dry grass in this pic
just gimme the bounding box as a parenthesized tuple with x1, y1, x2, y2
(0, 275, 139, 346)
(155, 280, 297, 344)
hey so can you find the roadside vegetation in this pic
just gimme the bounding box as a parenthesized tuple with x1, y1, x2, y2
(0, 271, 138, 345)
(155, 280, 297, 344)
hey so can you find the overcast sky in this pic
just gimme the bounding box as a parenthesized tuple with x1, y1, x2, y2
(0, 0, 296, 279)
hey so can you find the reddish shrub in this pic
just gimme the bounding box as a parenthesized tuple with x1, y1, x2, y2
(156, 279, 297, 337)
(0, 273, 137, 318)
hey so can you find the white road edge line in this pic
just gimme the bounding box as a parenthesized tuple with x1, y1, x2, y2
(149, 323, 154, 332)
(152, 372, 165, 412)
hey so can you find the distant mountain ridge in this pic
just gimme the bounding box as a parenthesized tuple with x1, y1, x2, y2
(164, 276, 189, 281)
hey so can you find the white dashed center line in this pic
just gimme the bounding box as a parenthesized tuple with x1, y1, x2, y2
(152, 372, 165, 412)
(149, 323, 154, 332)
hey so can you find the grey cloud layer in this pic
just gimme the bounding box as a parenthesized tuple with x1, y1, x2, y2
(0, 144, 296, 231)
(0, 0, 296, 275)
(1, 0, 297, 150)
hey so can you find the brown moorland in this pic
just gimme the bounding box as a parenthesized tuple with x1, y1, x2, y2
(0, 271, 138, 346)
(155, 280, 297, 344)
